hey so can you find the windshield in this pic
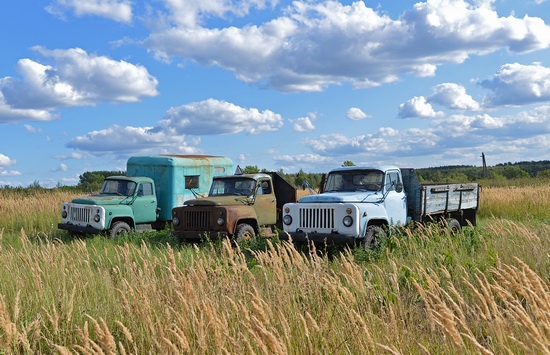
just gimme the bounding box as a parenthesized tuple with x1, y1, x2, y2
(325, 170, 384, 192)
(100, 180, 137, 196)
(209, 177, 256, 196)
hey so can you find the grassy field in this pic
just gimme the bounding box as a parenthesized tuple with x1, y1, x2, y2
(0, 186, 548, 353)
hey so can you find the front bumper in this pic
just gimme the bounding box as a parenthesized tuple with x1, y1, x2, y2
(280, 231, 356, 244)
(172, 230, 228, 241)
(58, 223, 103, 235)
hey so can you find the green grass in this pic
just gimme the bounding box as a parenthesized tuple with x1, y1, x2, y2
(0, 186, 548, 353)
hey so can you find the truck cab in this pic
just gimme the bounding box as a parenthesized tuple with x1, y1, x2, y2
(172, 172, 296, 242)
(282, 166, 406, 244)
(60, 176, 158, 237)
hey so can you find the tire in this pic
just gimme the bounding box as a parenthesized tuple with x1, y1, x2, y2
(234, 223, 256, 243)
(361, 225, 387, 250)
(448, 218, 461, 233)
(109, 221, 131, 239)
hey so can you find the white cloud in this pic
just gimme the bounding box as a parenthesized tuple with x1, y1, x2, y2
(146, 0, 550, 92)
(66, 98, 284, 156)
(429, 83, 480, 111)
(23, 124, 44, 133)
(0, 154, 16, 167)
(481, 62, 550, 106)
(164, 0, 278, 28)
(398, 96, 445, 118)
(160, 99, 283, 135)
(347, 107, 370, 120)
(0, 47, 158, 117)
(0, 92, 54, 123)
(274, 154, 333, 164)
(0, 170, 22, 177)
(290, 113, 316, 132)
(300, 105, 550, 163)
(51, 163, 69, 172)
(67, 125, 198, 155)
(46, 0, 133, 23)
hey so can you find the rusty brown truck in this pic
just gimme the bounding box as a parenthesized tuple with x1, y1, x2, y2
(172, 171, 296, 242)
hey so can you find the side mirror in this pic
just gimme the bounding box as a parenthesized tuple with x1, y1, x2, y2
(395, 182, 403, 193)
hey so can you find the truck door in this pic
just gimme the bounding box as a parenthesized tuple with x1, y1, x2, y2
(254, 179, 277, 225)
(132, 182, 158, 224)
(384, 170, 407, 226)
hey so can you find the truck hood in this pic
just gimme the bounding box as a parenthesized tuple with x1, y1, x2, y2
(72, 195, 130, 205)
(298, 191, 382, 204)
(185, 196, 251, 206)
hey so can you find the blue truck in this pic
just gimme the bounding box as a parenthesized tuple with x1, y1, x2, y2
(281, 165, 479, 248)
(58, 155, 233, 237)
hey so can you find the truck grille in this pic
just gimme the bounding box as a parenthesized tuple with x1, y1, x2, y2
(183, 210, 211, 228)
(299, 207, 334, 229)
(70, 206, 92, 223)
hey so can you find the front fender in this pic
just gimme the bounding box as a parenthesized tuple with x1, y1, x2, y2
(359, 204, 389, 237)
(104, 205, 135, 229)
(224, 206, 258, 234)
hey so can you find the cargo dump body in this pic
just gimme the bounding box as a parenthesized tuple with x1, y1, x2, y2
(401, 168, 479, 227)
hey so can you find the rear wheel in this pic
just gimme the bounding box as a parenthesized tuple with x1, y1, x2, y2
(234, 223, 256, 243)
(361, 225, 386, 250)
(109, 221, 131, 239)
(448, 218, 461, 233)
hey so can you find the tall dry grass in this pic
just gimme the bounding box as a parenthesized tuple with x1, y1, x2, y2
(0, 222, 548, 353)
(479, 185, 550, 222)
(0, 189, 81, 234)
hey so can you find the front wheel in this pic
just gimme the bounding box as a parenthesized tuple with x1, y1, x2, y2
(234, 223, 256, 243)
(109, 221, 131, 239)
(361, 225, 387, 250)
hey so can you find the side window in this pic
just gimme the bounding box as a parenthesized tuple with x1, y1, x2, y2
(138, 183, 153, 197)
(385, 172, 400, 191)
(185, 175, 199, 189)
(257, 180, 271, 195)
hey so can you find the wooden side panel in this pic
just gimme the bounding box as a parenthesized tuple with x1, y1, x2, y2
(421, 183, 479, 216)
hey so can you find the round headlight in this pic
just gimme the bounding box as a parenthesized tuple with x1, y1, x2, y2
(216, 217, 225, 226)
(62, 210, 68, 218)
(93, 214, 101, 223)
(283, 215, 292, 225)
(343, 215, 353, 227)
(173, 217, 180, 226)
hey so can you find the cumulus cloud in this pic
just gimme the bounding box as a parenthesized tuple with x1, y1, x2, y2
(398, 96, 445, 118)
(0, 92, 54, 123)
(0, 47, 158, 122)
(46, 0, 133, 23)
(164, 0, 278, 28)
(0, 153, 16, 167)
(0, 170, 22, 177)
(347, 107, 370, 120)
(159, 99, 283, 135)
(67, 99, 285, 156)
(290, 113, 316, 132)
(67, 125, 197, 154)
(302, 105, 550, 164)
(146, 0, 550, 92)
(51, 163, 69, 172)
(481, 62, 550, 106)
(429, 83, 480, 110)
(274, 153, 334, 164)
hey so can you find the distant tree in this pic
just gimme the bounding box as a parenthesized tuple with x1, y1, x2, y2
(78, 171, 124, 192)
(499, 166, 530, 180)
(242, 165, 260, 174)
(342, 160, 356, 167)
(536, 169, 550, 180)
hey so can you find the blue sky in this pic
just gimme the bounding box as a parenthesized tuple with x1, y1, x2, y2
(1, 0, 550, 187)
